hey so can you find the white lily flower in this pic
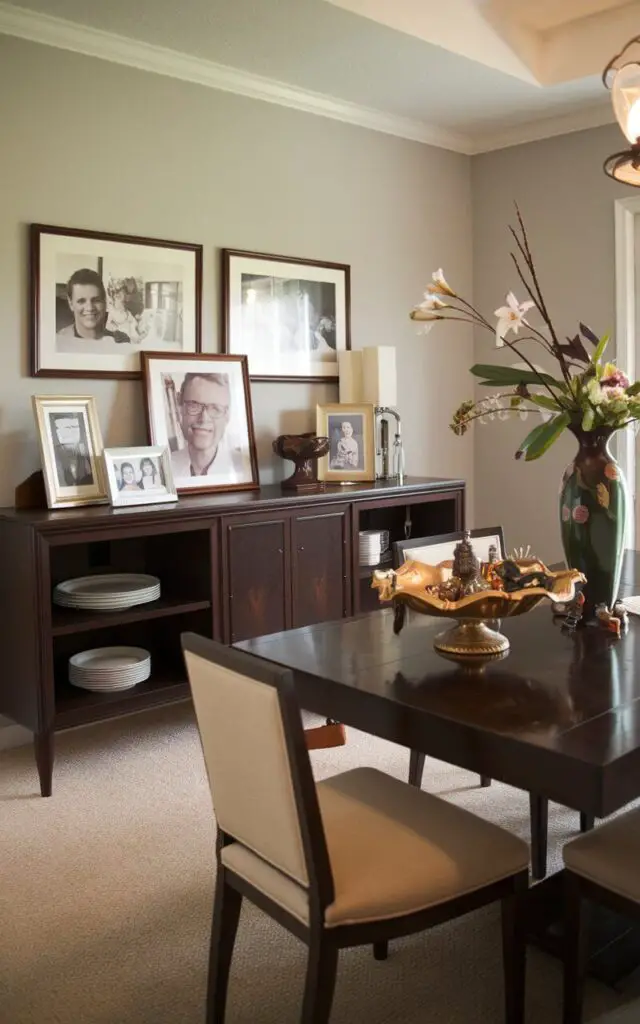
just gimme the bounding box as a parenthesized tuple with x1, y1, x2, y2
(494, 292, 535, 348)
(416, 293, 448, 312)
(427, 268, 455, 297)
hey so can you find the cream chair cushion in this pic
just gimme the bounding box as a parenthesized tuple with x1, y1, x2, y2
(185, 650, 308, 886)
(221, 767, 529, 928)
(563, 806, 640, 903)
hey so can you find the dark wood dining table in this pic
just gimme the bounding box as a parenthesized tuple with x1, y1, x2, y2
(236, 551, 640, 984)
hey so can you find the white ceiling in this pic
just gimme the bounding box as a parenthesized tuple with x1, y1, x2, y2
(0, 0, 634, 152)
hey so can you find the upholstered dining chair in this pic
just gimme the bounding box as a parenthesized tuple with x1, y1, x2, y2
(182, 631, 530, 1024)
(394, 527, 593, 880)
(562, 807, 640, 1024)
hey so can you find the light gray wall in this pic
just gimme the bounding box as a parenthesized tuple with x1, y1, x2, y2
(0, 34, 474, 745)
(0, 34, 474, 505)
(472, 125, 634, 560)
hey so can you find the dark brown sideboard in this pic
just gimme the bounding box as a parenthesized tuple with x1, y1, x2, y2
(0, 477, 464, 795)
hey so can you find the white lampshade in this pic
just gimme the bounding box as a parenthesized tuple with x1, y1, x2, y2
(362, 346, 397, 408)
(337, 350, 363, 403)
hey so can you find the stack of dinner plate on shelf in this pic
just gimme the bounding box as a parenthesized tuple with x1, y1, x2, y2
(359, 529, 391, 568)
(53, 573, 161, 611)
(68, 647, 152, 692)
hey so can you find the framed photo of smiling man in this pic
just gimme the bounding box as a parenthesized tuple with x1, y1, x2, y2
(142, 353, 259, 495)
(30, 223, 202, 379)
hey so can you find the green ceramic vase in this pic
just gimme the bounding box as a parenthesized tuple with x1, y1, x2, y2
(559, 426, 628, 617)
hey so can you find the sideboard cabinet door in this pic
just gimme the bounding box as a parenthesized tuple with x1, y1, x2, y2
(291, 506, 351, 629)
(222, 514, 290, 643)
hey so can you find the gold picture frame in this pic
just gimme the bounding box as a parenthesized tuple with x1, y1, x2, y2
(32, 395, 107, 509)
(316, 403, 376, 482)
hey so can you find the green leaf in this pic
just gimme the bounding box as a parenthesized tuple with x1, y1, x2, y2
(470, 365, 562, 389)
(627, 381, 640, 396)
(527, 394, 561, 412)
(582, 407, 595, 431)
(516, 413, 570, 462)
(592, 333, 609, 364)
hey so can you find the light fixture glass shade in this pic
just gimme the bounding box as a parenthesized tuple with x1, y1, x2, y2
(603, 151, 640, 185)
(612, 63, 640, 143)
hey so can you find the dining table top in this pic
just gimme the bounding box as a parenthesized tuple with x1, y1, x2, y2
(236, 551, 640, 819)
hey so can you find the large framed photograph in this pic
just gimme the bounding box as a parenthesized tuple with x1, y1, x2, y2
(103, 445, 178, 508)
(316, 403, 375, 483)
(32, 395, 107, 509)
(142, 352, 259, 495)
(30, 224, 203, 380)
(222, 248, 350, 382)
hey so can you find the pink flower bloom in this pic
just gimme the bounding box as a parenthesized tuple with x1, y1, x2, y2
(561, 505, 570, 522)
(572, 505, 589, 524)
(601, 369, 630, 390)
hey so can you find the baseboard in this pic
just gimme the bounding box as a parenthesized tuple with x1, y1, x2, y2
(0, 718, 31, 751)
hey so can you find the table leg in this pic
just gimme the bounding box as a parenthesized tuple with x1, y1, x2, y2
(34, 727, 54, 798)
(529, 793, 549, 881)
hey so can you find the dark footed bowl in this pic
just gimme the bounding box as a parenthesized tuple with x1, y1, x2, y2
(273, 433, 330, 462)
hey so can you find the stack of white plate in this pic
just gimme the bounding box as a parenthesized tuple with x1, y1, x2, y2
(359, 529, 390, 567)
(53, 573, 161, 611)
(69, 647, 151, 692)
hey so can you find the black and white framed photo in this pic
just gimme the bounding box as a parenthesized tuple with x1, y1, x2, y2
(103, 445, 178, 507)
(222, 248, 350, 382)
(393, 527, 506, 570)
(316, 403, 375, 483)
(142, 352, 259, 495)
(30, 224, 203, 380)
(32, 395, 107, 509)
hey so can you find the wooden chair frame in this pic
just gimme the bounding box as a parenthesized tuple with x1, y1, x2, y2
(563, 870, 640, 1024)
(183, 632, 529, 1024)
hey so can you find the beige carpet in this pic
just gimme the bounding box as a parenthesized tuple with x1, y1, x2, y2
(1, 703, 638, 1024)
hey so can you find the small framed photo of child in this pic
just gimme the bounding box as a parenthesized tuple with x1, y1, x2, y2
(103, 445, 178, 507)
(316, 403, 375, 482)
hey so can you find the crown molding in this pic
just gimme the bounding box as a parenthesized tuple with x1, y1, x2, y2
(0, 1, 472, 154)
(468, 99, 615, 154)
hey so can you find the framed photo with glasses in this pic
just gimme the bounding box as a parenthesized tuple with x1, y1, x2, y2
(141, 352, 259, 495)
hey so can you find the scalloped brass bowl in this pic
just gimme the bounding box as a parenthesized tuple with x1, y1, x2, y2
(372, 559, 585, 659)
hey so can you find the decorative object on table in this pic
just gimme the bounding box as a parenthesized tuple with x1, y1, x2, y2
(411, 211, 639, 620)
(103, 445, 177, 507)
(30, 223, 202, 379)
(32, 394, 107, 509)
(68, 646, 151, 692)
(222, 248, 350, 382)
(595, 602, 629, 637)
(316, 402, 376, 483)
(359, 529, 390, 568)
(272, 433, 329, 491)
(602, 35, 640, 185)
(338, 346, 404, 482)
(142, 352, 259, 495)
(53, 573, 161, 611)
(372, 531, 585, 661)
(393, 526, 505, 573)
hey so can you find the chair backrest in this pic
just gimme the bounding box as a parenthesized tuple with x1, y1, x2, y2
(182, 633, 334, 904)
(393, 526, 505, 569)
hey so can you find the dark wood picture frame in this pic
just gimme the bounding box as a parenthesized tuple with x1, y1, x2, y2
(141, 351, 260, 497)
(30, 223, 203, 380)
(221, 248, 351, 383)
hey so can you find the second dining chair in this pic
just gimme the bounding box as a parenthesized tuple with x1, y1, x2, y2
(182, 631, 530, 1024)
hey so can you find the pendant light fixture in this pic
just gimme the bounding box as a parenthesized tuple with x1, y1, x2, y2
(603, 35, 640, 185)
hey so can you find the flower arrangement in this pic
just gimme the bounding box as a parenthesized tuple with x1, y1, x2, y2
(411, 208, 640, 460)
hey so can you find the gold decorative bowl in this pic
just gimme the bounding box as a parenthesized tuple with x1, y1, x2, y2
(372, 558, 585, 659)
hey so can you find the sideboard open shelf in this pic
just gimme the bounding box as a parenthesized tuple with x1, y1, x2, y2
(0, 477, 464, 795)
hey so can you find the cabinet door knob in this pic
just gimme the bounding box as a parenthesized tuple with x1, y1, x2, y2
(278, 547, 283, 554)
(299, 545, 305, 552)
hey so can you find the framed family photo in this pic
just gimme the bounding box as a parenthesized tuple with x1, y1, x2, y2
(32, 395, 107, 509)
(142, 352, 259, 495)
(103, 445, 178, 508)
(222, 248, 350, 382)
(30, 224, 202, 379)
(316, 403, 375, 483)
